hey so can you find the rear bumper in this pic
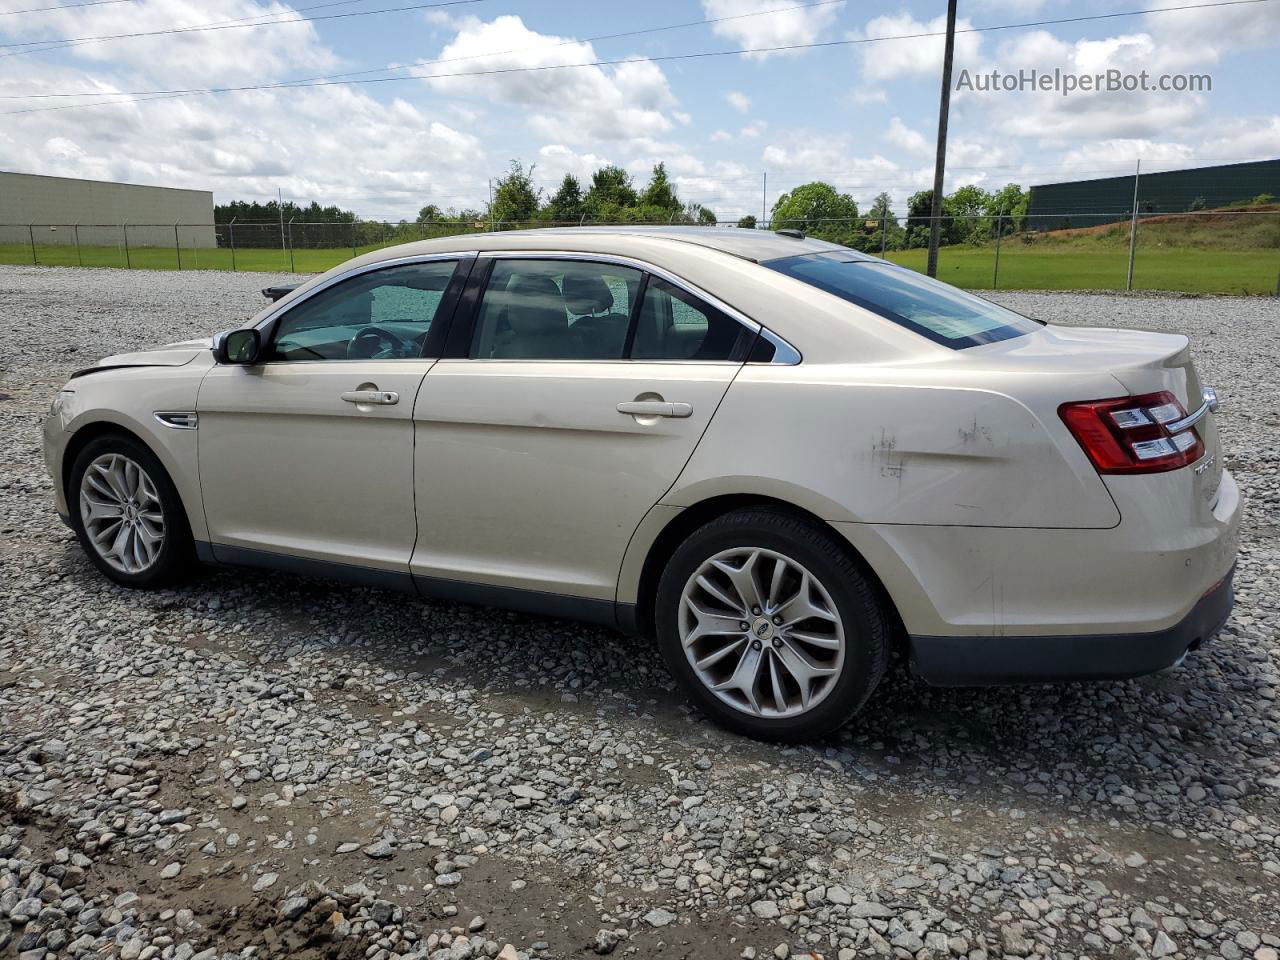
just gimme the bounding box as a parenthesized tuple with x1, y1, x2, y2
(910, 566, 1234, 686)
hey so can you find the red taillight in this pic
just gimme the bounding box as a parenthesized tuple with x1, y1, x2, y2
(1059, 391, 1204, 474)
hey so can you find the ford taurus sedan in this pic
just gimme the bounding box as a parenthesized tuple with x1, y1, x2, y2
(42, 227, 1240, 740)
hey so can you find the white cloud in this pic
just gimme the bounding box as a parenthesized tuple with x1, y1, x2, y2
(1, 0, 337, 85)
(853, 13, 984, 84)
(0, 3, 490, 216)
(700, 0, 838, 58)
(711, 129, 733, 143)
(726, 90, 751, 113)
(885, 118, 931, 157)
(418, 15, 680, 145)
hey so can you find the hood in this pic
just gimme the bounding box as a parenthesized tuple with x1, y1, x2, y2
(70, 337, 212, 379)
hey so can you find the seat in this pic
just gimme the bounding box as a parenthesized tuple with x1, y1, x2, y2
(491, 274, 580, 359)
(563, 273, 629, 359)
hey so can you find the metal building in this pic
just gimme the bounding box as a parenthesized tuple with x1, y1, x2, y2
(1026, 158, 1280, 231)
(0, 170, 216, 248)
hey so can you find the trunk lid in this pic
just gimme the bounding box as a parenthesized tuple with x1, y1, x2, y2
(975, 324, 1203, 407)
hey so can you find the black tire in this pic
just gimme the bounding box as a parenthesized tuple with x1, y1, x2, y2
(654, 508, 888, 741)
(68, 432, 195, 588)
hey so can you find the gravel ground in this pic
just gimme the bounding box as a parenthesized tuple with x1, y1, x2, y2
(1, 264, 1279, 960)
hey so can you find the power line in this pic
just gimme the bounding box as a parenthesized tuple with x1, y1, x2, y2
(0, 0, 137, 15)
(4, 0, 1272, 115)
(0, 0, 849, 96)
(0, 0, 485, 55)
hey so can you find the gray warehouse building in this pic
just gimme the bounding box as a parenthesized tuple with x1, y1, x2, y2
(0, 170, 216, 248)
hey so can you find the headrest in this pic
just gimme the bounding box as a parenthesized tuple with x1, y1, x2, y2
(504, 273, 567, 336)
(562, 273, 614, 315)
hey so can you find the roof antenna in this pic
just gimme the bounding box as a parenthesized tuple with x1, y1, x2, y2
(775, 228, 806, 239)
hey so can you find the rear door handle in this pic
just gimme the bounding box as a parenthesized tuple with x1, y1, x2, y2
(617, 400, 693, 418)
(341, 390, 399, 405)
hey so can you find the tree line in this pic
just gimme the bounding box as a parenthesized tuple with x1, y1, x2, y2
(213, 161, 1032, 254)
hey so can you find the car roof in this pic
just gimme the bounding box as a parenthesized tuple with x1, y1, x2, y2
(364, 226, 869, 265)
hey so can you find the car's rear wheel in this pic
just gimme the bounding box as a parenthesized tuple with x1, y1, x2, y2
(70, 433, 194, 588)
(655, 508, 888, 741)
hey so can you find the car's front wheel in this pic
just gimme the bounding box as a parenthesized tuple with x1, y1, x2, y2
(655, 508, 889, 741)
(69, 433, 195, 588)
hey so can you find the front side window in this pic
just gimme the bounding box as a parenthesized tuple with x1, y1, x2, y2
(631, 277, 749, 361)
(471, 259, 643, 360)
(764, 253, 1042, 348)
(270, 260, 458, 361)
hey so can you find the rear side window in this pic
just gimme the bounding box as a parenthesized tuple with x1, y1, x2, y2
(632, 277, 750, 361)
(764, 253, 1041, 348)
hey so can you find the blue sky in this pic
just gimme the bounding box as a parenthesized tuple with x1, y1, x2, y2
(0, 0, 1277, 220)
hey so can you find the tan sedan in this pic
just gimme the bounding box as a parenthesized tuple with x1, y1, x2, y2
(43, 227, 1239, 739)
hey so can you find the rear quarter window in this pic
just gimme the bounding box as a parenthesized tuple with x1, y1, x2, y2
(764, 253, 1042, 348)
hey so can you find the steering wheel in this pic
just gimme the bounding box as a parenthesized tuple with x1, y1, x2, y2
(347, 325, 411, 360)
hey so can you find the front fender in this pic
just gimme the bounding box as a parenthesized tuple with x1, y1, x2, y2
(48, 361, 211, 541)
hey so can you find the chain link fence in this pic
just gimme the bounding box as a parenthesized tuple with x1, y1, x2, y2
(3, 209, 1277, 294)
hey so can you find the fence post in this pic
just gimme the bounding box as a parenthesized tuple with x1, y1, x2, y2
(174, 224, 182, 270)
(122, 222, 131, 269)
(352, 218, 358, 258)
(880, 215, 887, 256)
(992, 210, 1004, 290)
(1126, 159, 1141, 291)
(74, 223, 82, 267)
(28, 224, 36, 264)
(287, 217, 296, 272)
(229, 217, 237, 272)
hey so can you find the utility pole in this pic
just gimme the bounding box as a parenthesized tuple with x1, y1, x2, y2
(926, 0, 958, 278)
(1126, 159, 1141, 291)
(761, 171, 767, 228)
(277, 187, 287, 267)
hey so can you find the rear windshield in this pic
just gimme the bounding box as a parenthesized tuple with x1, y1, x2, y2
(763, 252, 1042, 348)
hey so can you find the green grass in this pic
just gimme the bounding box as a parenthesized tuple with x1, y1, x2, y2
(3, 235, 1278, 294)
(883, 246, 1280, 294)
(0, 241, 391, 274)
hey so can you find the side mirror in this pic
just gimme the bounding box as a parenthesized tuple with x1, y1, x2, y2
(214, 328, 261, 365)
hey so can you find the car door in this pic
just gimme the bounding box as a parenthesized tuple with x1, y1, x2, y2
(197, 255, 470, 577)
(411, 254, 758, 604)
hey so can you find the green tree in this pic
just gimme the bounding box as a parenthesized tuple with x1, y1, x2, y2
(696, 204, 717, 225)
(639, 163, 682, 214)
(985, 182, 1029, 232)
(770, 182, 860, 246)
(865, 192, 903, 251)
(584, 165, 638, 219)
(416, 204, 443, 224)
(542, 174, 584, 223)
(737, 214, 757, 229)
(489, 160, 540, 225)
(948, 184, 992, 244)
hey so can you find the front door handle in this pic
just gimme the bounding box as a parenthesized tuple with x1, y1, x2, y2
(341, 390, 399, 405)
(617, 400, 693, 418)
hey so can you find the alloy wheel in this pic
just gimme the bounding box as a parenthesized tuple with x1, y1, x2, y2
(78, 453, 166, 575)
(678, 547, 846, 719)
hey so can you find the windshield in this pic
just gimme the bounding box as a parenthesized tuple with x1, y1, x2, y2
(763, 253, 1042, 348)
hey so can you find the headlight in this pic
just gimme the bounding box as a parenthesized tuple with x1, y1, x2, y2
(49, 389, 73, 419)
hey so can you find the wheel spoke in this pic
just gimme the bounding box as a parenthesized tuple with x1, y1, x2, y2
(711, 643, 764, 714)
(774, 572, 838, 627)
(773, 639, 838, 710)
(784, 628, 843, 651)
(694, 574, 745, 615)
(766, 653, 788, 714)
(711, 550, 764, 613)
(683, 598, 748, 646)
(693, 636, 746, 672)
(766, 556, 789, 607)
